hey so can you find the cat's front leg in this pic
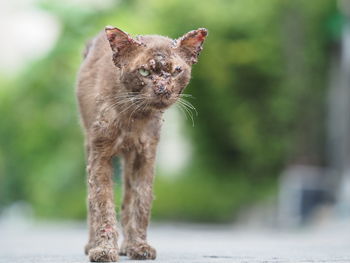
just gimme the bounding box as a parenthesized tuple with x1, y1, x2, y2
(120, 148, 157, 260)
(87, 144, 119, 262)
(84, 200, 96, 255)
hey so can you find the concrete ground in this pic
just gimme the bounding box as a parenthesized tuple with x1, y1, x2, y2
(1, 220, 350, 263)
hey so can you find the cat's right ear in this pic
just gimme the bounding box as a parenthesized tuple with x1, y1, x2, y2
(105, 26, 143, 67)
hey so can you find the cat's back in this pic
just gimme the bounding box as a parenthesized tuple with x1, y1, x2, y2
(84, 31, 113, 65)
(76, 31, 117, 129)
(77, 30, 115, 88)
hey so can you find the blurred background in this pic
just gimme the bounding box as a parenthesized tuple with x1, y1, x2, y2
(0, 0, 349, 227)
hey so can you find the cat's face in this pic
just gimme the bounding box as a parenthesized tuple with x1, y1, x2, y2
(119, 44, 192, 109)
(105, 26, 207, 110)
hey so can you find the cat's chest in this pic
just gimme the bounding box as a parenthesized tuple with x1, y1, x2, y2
(112, 117, 162, 155)
(113, 128, 146, 153)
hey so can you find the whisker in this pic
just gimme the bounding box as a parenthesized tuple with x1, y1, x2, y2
(117, 100, 141, 115)
(178, 98, 198, 116)
(179, 93, 195, 99)
(103, 97, 140, 112)
(104, 93, 149, 112)
(176, 101, 195, 126)
(176, 103, 189, 121)
(128, 100, 145, 126)
(182, 105, 195, 127)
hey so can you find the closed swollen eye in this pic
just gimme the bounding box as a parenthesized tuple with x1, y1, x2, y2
(172, 66, 182, 76)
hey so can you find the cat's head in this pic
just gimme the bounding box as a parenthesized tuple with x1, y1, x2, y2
(105, 26, 207, 110)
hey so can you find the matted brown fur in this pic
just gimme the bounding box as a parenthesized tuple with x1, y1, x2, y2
(76, 26, 207, 262)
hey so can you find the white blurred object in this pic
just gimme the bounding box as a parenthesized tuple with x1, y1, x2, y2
(60, 0, 117, 10)
(337, 169, 350, 216)
(157, 107, 192, 176)
(328, 1, 350, 219)
(0, 0, 61, 76)
(278, 165, 334, 227)
(0, 201, 34, 228)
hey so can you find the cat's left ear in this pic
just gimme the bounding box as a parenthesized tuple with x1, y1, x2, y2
(175, 28, 208, 65)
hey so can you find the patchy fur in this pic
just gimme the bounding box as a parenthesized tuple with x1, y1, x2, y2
(76, 26, 207, 262)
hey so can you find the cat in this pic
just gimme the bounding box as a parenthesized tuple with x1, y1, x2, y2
(76, 25, 207, 262)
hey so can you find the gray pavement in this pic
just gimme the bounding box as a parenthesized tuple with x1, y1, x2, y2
(1, 220, 350, 263)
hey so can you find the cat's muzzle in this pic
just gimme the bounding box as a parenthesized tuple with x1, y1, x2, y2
(154, 85, 167, 95)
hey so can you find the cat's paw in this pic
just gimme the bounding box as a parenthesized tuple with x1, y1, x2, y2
(84, 242, 95, 255)
(88, 246, 119, 262)
(125, 243, 156, 260)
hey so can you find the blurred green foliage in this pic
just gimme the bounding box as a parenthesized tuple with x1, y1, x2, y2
(0, 0, 337, 222)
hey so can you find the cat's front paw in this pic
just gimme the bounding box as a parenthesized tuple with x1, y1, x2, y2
(126, 243, 156, 260)
(88, 246, 119, 262)
(85, 242, 96, 255)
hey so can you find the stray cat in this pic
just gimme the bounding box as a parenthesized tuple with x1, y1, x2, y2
(76, 25, 207, 262)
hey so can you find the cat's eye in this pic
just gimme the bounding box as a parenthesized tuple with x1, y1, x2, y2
(139, 68, 150, 77)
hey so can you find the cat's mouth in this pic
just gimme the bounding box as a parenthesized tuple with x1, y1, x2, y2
(149, 95, 176, 110)
(150, 101, 168, 109)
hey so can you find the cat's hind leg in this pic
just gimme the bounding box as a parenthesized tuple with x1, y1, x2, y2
(85, 144, 97, 255)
